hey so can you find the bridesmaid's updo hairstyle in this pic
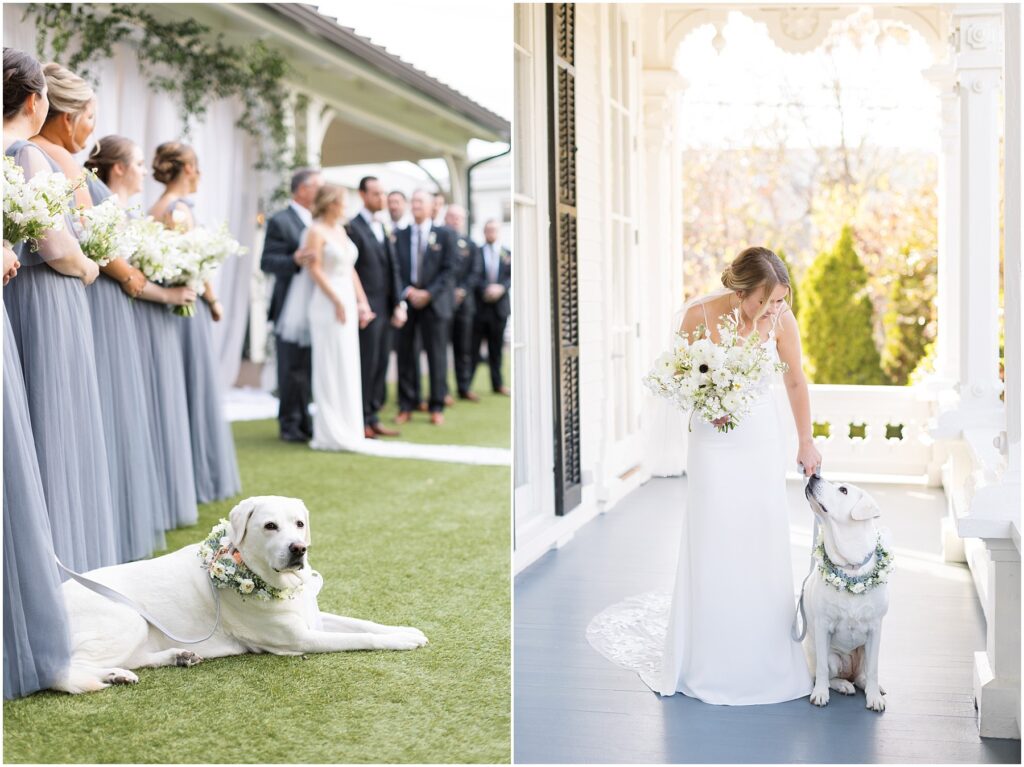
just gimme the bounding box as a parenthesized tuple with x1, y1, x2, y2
(3, 48, 46, 119)
(84, 135, 135, 184)
(722, 246, 792, 320)
(41, 62, 94, 123)
(152, 141, 196, 184)
(312, 183, 345, 219)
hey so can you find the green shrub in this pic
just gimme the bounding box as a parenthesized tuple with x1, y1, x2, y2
(882, 247, 936, 385)
(800, 226, 888, 384)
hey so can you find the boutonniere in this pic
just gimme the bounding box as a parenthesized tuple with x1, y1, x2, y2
(457, 238, 467, 248)
(501, 252, 511, 264)
(428, 231, 437, 246)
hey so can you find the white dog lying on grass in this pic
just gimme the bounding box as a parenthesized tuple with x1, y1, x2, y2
(53, 496, 428, 694)
(802, 475, 893, 712)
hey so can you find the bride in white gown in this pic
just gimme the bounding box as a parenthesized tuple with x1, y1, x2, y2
(588, 246, 822, 706)
(277, 184, 374, 452)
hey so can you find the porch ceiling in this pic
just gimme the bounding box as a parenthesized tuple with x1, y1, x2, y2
(150, 3, 508, 161)
(320, 115, 426, 166)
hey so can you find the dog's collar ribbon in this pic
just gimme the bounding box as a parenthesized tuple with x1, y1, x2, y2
(813, 531, 894, 595)
(197, 520, 303, 601)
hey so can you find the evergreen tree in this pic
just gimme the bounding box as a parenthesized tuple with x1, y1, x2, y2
(881, 246, 936, 385)
(799, 226, 887, 384)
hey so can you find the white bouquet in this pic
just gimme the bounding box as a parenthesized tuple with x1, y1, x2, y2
(643, 309, 788, 433)
(73, 198, 133, 266)
(124, 215, 191, 287)
(169, 223, 246, 316)
(2, 155, 87, 248)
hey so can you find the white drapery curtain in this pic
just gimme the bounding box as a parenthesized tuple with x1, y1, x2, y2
(3, 7, 261, 390)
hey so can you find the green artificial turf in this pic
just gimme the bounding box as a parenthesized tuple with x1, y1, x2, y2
(3, 409, 511, 763)
(370, 356, 511, 448)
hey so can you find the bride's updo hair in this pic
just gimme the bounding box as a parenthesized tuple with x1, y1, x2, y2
(85, 135, 135, 184)
(312, 183, 345, 218)
(40, 62, 94, 123)
(3, 48, 46, 119)
(722, 246, 792, 321)
(152, 141, 196, 184)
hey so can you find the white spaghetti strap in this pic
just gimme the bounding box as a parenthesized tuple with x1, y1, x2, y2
(701, 302, 709, 328)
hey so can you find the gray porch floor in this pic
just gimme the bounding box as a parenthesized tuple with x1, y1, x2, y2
(514, 477, 1021, 764)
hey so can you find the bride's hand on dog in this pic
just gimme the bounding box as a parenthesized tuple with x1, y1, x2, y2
(797, 440, 822, 476)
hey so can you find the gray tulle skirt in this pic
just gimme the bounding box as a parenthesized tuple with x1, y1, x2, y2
(88, 276, 167, 560)
(177, 300, 241, 503)
(3, 309, 72, 699)
(3, 264, 117, 572)
(133, 299, 198, 529)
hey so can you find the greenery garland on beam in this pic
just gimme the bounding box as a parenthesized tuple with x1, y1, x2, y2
(25, 3, 292, 197)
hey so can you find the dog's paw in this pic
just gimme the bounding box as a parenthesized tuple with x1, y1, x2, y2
(175, 651, 204, 668)
(830, 678, 856, 695)
(809, 686, 830, 707)
(375, 633, 428, 651)
(393, 626, 428, 642)
(865, 688, 886, 712)
(104, 668, 139, 686)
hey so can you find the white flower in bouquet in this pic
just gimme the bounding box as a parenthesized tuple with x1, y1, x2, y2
(74, 198, 132, 266)
(170, 223, 246, 316)
(124, 216, 189, 286)
(642, 307, 789, 433)
(2, 156, 88, 248)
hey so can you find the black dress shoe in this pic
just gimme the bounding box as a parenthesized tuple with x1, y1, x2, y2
(280, 431, 308, 443)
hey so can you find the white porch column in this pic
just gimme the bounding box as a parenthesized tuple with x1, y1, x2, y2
(950, 2, 1021, 740)
(933, 5, 1005, 436)
(639, 68, 688, 476)
(922, 64, 961, 389)
(443, 154, 470, 207)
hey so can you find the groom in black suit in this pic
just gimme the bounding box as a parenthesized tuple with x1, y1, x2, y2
(394, 189, 456, 425)
(260, 167, 323, 441)
(346, 176, 407, 438)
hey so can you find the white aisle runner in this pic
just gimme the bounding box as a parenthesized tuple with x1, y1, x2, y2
(224, 387, 511, 467)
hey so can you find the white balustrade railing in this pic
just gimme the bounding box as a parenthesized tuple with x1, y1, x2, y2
(806, 384, 939, 481)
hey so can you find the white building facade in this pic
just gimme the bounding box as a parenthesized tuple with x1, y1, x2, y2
(513, 2, 1020, 740)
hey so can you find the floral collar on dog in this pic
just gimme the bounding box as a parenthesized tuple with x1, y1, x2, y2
(197, 520, 303, 601)
(813, 531, 894, 594)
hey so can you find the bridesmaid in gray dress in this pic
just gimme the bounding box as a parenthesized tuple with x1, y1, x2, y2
(150, 141, 241, 503)
(3, 53, 118, 573)
(86, 136, 200, 531)
(3, 240, 70, 698)
(76, 134, 171, 559)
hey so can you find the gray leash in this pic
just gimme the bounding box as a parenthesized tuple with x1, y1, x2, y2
(55, 556, 223, 645)
(791, 514, 819, 642)
(791, 463, 819, 643)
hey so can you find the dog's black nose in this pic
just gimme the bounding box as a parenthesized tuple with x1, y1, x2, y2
(289, 543, 307, 556)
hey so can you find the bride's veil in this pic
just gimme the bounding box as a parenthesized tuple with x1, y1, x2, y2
(645, 286, 733, 476)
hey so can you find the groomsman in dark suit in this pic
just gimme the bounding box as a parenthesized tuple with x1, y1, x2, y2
(473, 219, 512, 395)
(260, 167, 323, 441)
(443, 204, 484, 401)
(387, 190, 409, 234)
(394, 189, 457, 425)
(346, 176, 407, 439)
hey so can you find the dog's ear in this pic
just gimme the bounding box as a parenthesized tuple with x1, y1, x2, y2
(850, 493, 881, 521)
(228, 498, 258, 548)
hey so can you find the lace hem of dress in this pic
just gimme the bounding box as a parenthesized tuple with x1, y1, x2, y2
(585, 591, 671, 679)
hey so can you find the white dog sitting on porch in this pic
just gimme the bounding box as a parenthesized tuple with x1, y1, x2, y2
(801, 475, 894, 712)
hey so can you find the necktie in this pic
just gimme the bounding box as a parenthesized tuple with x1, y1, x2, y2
(487, 245, 498, 283)
(416, 226, 427, 287)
